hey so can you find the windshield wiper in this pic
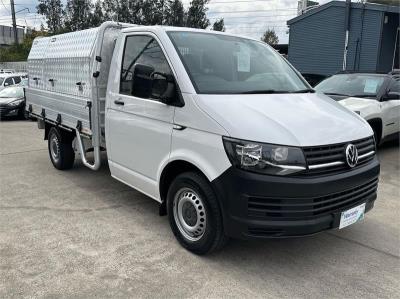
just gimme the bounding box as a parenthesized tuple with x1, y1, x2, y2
(324, 92, 350, 97)
(240, 90, 285, 94)
(292, 89, 315, 93)
(241, 89, 315, 95)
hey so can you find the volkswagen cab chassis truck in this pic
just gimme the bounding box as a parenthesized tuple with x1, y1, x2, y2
(25, 22, 380, 254)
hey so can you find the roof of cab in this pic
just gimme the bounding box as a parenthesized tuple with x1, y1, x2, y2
(120, 25, 263, 43)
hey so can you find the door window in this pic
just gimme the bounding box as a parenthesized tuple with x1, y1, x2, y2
(4, 77, 14, 86)
(13, 76, 21, 84)
(120, 35, 173, 101)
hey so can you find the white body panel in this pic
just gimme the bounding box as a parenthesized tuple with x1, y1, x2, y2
(195, 93, 373, 146)
(339, 97, 400, 140)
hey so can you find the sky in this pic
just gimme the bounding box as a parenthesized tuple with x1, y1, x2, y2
(0, 0, 340, 44)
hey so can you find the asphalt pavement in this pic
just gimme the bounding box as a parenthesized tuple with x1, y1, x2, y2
(0, 119, 399, 298)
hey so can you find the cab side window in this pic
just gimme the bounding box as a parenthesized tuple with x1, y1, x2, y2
(4, 77, 14, 86)
(120, 35, 173, 101)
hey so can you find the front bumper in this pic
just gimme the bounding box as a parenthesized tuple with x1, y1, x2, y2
(212, 157, 380, 239)
(0, 102, 24, 118)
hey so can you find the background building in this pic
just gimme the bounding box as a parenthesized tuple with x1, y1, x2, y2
(0, 25, 25, 48)
(287, 1, 399, 77)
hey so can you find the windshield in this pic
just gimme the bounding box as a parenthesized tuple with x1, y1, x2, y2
(315, 74, 386, 98)
(167, 31, 309, 94)
(0, 87, 24, 98)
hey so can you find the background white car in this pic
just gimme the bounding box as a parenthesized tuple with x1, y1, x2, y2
(315, 72, 400, 145)
(0, 74, 23, 92)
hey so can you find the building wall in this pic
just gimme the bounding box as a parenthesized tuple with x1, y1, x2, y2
(288, 5, 347, 76)
(378, 13, 399, 72)
(346, 8, 383, 73)
(0, 25, 25, 47)
(288, 4, 390, 76)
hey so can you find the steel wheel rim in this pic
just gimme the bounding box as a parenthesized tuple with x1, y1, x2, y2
(50, 134, 60, 162)
(173, 187, 207, 242)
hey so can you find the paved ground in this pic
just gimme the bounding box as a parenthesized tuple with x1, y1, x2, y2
(0, 119, 399, 298)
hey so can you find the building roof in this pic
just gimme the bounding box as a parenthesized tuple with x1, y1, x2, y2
(287, 1, 399, 25)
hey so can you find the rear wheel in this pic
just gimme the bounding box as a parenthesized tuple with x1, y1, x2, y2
(167, 172, 228, 255)
(48, 127, 75, 170)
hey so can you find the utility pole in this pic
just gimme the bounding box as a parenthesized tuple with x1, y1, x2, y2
(10, 0, 18, 45)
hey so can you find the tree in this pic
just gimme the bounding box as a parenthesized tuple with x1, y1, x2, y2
(141, 0, 164, 25)
(89, 0, 104, 27)
(64, 0, 93, 31)
(102, 0, 145, 25)
(212, 18, 225, 32)
(36, 0, 64, 33)
(261, 28, 279, 46)
(186, 0, 210, 29)
(164, 0, 185, 27)
(101, 0, 118, 21)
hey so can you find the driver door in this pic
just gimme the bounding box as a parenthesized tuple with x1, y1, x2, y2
(107, 33, 175, 200)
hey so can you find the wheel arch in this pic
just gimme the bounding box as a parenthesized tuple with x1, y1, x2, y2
(159, 160, 208, 203)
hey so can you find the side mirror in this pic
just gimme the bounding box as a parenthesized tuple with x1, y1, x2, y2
(132, 63, 179, 105)
(132, 64, 155, 99)
(4, 82, 9, 87)
(383, 91, 400, 100)
(151, 72, 177, 105)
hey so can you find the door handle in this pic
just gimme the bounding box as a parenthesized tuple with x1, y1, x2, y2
(114, 99, 125, 106)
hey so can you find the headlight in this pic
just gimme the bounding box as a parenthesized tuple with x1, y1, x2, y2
(223, 137, 306, 175)
(8, 99, 23, 107)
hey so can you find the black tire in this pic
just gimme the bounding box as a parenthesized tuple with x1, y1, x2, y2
(167, 172, 228, 255)
(368, 120, 382, 147)
(18, 107, 28, 120)
(48, 127, 75, 170)
(371, 127, 381, 148)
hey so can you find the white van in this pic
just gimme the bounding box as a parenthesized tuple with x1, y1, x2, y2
(26, 22, 380, 254)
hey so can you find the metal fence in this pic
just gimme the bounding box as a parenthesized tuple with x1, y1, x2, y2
(0, 61, 27, 72)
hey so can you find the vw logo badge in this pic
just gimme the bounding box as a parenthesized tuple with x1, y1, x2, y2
(345, 144, 359, 168)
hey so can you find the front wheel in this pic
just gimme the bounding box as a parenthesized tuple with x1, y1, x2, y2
(48, 127, 75, 170)
(167, 172, 228, 255)
(18, 106, 28, 120)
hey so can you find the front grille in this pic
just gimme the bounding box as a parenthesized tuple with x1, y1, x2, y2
(247, 178, 378, 220)
(301, 136, 375, 176)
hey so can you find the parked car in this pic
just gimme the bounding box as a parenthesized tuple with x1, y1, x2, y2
(315, 72, 400, 145)
(0, 69, 15, 74)
(0, 74, 23, 92)
(0, 86, 26, 119)
(26, 23, 380, 254)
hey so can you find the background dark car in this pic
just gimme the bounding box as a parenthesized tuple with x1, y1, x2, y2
(0, 87, 26, 120)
